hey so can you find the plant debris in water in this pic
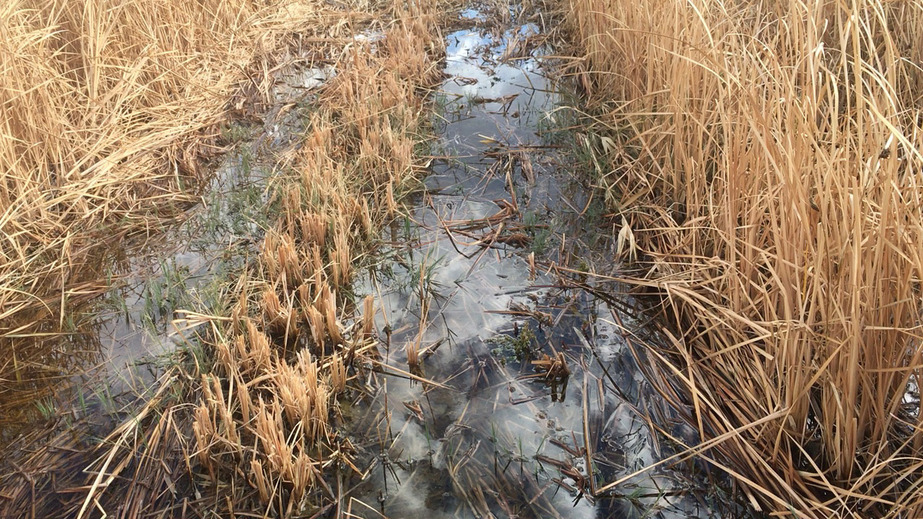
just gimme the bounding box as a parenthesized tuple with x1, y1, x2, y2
(339, 3, 739, 518)
(11, 0, 903, 517)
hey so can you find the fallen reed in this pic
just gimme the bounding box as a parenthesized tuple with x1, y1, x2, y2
(565, 0, 923, 516)
(0, 0, 305, 416)
(0, 0, 445, 517)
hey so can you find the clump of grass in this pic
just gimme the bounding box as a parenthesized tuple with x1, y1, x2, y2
(489, 322, 537, 363)
(564, 0, 923, 516)
(0, 0, 326, 405)
(1, 0, 446, 517)
(185, 6, 444, 514)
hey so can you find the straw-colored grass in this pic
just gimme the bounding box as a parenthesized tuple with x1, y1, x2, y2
(565, 0, 923, 516)
(0, 0, 321, 397)
(0, 0, 445, 516)
(185, 6, 444, 514)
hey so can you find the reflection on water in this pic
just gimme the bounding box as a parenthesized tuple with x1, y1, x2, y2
(348, 6, 724, 519)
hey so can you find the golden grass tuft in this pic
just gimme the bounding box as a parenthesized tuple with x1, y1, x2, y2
(181, 2, 445, 515)
(566, 0, 923, 515)
(1, 0, 243, 314)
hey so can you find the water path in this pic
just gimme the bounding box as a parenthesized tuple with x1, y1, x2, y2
(345, 7, 724, 519)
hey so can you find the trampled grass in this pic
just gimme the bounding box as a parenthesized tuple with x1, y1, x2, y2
(0, 0, 446, 517)
(564, 0, 923, 516)
(0, 0, 326, 407)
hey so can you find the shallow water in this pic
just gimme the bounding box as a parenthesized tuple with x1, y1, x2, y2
(345, 7, 725, 519)
(0, 5, 739, 517)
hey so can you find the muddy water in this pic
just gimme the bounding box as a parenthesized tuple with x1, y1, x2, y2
(346, 8, 725, 519)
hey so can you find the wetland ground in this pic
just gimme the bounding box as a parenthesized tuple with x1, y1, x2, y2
(5, 0, 923, 517)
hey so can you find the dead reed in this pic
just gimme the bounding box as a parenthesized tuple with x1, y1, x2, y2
(185, 6, 443, 514)
(565, 0, 923, 516)
(0, 0, 316, 409)
(1, 0, 445, 517)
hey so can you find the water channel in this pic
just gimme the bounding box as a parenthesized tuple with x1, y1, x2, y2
(343, 6, 728, 519)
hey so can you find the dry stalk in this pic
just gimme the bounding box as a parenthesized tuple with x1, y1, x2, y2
(565, 0, 923, 515)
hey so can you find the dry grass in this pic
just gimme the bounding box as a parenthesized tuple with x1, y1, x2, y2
(0, 0, 328, 406)
(565, 0, 923, 516)
(1, 0, 445, 517)
(186, 6, 443, 515)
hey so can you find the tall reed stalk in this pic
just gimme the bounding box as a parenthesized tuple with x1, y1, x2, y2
(566, 0, 923, 515)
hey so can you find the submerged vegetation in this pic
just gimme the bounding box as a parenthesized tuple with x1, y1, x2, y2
(565, 0, 923, 516)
